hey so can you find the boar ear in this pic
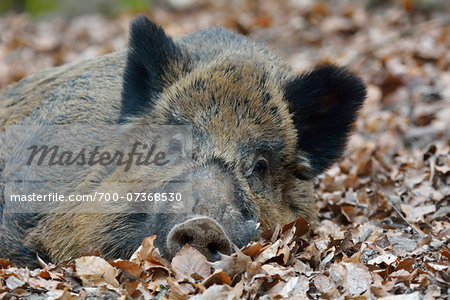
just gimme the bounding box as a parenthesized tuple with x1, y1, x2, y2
(285, 65, 366, 178)
(120, 15, 188, 121)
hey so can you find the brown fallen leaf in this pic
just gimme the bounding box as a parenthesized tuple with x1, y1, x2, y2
(190, 284, 232, 300)
(314, 274, 340, 298)
(129, 235, 157, 265)
(276, 242, 291, 265)
(342, 262, 373, 295)
(167, 277, 195, 298)
(255, 240, 281, 264)
(208, 245, 251, 278)
(202, 269, 231, 288)
(280, 217, 310, 240)
(0, 258, 15, 269)
(241, 241, 263, 258)
(75, 256, 120, 288)
(171, 244, 212, 281)
(110, 259, 142, 279)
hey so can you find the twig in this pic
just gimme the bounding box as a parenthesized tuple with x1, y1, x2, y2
(388, 197, 426, 238)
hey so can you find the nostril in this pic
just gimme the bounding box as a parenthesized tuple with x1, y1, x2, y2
(207, 242, 218, 254)
(207, 242, 221, 260)
(179, 233, 192, 247)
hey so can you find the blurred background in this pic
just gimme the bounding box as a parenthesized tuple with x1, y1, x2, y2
(1, 0, 449, 89)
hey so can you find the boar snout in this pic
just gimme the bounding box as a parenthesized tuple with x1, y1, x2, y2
(166, 217, 232, 261)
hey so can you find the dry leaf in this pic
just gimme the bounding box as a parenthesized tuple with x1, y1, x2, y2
(171, 244, 211, 281)
(75, 256, 119, 288)
(208, 245, 251, 277)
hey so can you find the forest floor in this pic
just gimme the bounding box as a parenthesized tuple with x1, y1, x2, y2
(0, 0, 449, 298)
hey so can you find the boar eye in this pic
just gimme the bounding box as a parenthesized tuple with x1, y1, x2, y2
(244, 156, 269, 178)
(252, 157, 269, 176)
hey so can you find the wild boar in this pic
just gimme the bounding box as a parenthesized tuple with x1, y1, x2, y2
(0, 16, 366, 267)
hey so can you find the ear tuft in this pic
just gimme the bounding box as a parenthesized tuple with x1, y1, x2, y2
(285, 65, 366, 177)
(120, 15, 186, 122)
